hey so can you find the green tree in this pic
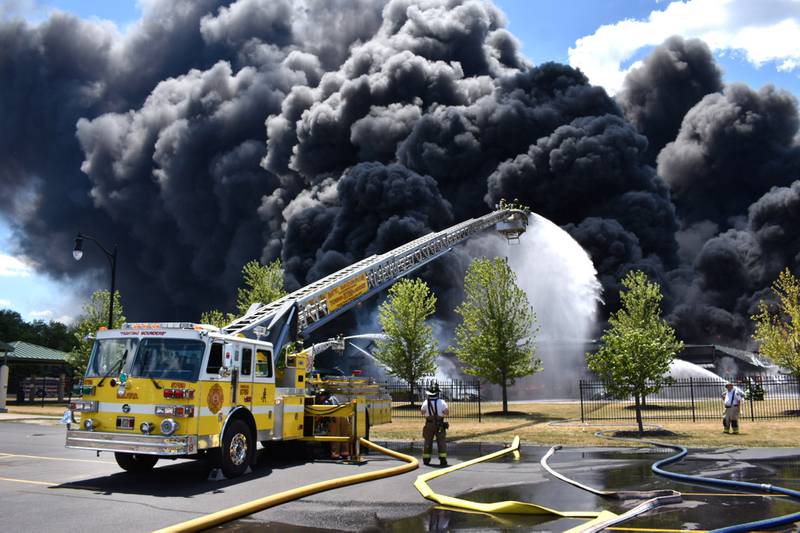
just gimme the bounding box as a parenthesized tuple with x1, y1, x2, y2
(374, 278, 438, 406)
(0, 309, 76, 352)
(586, 270, 683, 434)
(237, 259, 286, 315)
(201, 259, 286, 326)
(451, 257, 541, 415)
(752, 268, 800, 377)
(69, 290, 125, 376)
(199, 309, 237, 329)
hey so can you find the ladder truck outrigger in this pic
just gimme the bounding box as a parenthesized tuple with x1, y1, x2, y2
(65, 206, 530, 478)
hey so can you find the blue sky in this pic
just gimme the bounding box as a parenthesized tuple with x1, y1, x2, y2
(2, 0, 799, 324)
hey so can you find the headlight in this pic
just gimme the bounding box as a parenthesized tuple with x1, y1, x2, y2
(69, 400, 98, 412)
(160, 418, 178, 435)
(140, 422, 154, 434)
(83, 418, 96, 430)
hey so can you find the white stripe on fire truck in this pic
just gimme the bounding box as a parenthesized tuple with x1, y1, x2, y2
(95, 403, 282, 418)
(97, 403, 157, 415)
(197, 405, 275, 417)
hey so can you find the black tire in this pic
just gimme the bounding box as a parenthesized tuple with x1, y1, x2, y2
(220, 419, 253, 478)
(114, 452, 158, 473)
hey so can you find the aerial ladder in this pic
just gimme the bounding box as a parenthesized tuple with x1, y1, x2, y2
(223, 205, 530, 365)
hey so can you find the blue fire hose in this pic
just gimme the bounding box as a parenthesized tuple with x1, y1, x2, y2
(592, 430, 800, 532)
(650, 442, 800, 533)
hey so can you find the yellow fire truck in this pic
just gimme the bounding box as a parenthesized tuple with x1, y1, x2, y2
(65, 207, 529, 478)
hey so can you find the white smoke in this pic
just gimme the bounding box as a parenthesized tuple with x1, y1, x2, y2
(465, 212, 603, 398)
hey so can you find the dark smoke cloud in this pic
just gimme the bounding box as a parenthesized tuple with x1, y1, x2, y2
(282, 162, 453, 281)
(484, 114, 679, 307)
(1, 0, 387, 318)
(670, 181, 800, 343)
(658, 83, 800, 226)
(617, 36, 723, 163)
(2, 0, 800, 350)
(264, 0, 525, 185)
(396, 63, 619, 217)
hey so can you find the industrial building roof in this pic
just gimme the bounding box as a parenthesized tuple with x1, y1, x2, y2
(4, 341, 70, 362)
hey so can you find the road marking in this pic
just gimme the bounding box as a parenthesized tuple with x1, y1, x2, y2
(0, 452, 115, 464)
(0, 476, 55, 486)
(0, 475, 102, 491)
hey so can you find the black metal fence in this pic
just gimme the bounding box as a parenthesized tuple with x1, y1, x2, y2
(385, 378, 482, 420)
(580, 376, 800, 422)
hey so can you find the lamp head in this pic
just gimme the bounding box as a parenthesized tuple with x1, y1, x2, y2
(72, 236, 83, 261)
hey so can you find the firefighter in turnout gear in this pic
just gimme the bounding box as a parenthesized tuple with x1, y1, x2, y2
(421, 383, 449, 466)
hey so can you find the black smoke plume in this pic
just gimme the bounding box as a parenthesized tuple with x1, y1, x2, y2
(617, 36, 723, 163)
(1, 0, 799, 349)
(658, 84, 800, 227)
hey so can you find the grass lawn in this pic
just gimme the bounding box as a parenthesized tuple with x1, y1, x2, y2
(7, 402, 798, 448)
(371, 402, 800, 448)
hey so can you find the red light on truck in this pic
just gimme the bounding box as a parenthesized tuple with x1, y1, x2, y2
(163, 388, 194, 400)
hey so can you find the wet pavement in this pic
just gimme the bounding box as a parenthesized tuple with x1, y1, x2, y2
(1, 421, 799, 532)
(217, 445, 800, 532)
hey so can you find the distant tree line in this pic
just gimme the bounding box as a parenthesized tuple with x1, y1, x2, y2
(0, 309, 76, 352)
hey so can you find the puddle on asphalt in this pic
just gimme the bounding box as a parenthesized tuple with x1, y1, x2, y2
(216, 446, 800, 532)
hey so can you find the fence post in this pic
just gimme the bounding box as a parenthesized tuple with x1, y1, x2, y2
(40, 376, 45, 407)
(749, 384, 755, 422)
(477, 381, 482, 423)
(690, 377, 696, 423)
(579, 380, 585, 423)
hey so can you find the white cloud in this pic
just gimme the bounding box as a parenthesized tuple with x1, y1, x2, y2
(29, 309, 53, 319)
(569, 0, 800, 94)
(0, 254, 32, 277)
(0, 299, 10, 307)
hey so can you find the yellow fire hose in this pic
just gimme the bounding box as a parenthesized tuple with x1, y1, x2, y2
(413, 436, 619, 531)
(153, 438, 417, 533)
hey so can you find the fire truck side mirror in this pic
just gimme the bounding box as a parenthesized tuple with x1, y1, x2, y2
(218, 343, 235, 377)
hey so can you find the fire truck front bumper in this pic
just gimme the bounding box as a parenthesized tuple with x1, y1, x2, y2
(66, 430, 197, 456)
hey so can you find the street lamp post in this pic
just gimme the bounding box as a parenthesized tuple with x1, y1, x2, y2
(73, 234, 118, 328)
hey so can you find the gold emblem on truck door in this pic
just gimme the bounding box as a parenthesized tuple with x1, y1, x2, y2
(207, 384, 224, 414)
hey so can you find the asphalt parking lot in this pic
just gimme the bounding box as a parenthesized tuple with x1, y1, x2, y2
(1, 419, 799, 532)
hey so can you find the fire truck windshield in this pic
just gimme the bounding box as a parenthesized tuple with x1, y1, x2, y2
(129, 338, 206, 382)
(85, 338, 138, 377)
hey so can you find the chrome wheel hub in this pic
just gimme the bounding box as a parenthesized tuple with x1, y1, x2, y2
(229, 433, 248, 465)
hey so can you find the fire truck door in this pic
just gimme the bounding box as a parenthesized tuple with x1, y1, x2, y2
(239, 344, 254, 411)
(252, 346, 274, 439)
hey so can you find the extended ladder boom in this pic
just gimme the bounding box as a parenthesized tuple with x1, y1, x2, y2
(222, 207, 529, 353)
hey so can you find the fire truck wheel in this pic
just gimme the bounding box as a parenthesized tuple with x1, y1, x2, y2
(114, 452, 158, 473)
(220, 419, 253, 478)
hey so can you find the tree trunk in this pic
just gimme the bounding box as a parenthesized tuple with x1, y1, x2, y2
(634, 394, 644, 435)
(501, 378, 508, 415)
(641, 394, 647, 407)
(409, 380, 415, 408)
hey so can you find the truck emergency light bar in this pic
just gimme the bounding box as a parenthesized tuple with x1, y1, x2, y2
(121, 322, 220, 331)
